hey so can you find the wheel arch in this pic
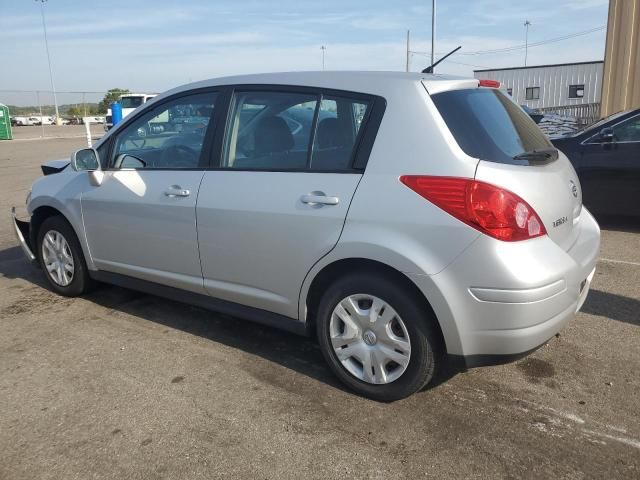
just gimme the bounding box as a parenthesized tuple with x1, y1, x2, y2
(302, 257, 450, 353)
(29, 203, 95, 270)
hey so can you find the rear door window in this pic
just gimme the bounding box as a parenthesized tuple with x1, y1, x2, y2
(431, 88, 554, 164)
(223, 91, 317, 170)
(222, 90, 373, 172)
(310, 96, 370, 171)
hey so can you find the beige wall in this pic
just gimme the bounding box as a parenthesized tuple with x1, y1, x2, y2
(601, 0, 640, 117)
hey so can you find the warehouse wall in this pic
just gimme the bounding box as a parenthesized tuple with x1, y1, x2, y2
(601, 0, 640, 117)
(474, 62, 603, 109)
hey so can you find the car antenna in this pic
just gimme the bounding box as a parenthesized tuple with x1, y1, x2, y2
(422, 46, 462, 73)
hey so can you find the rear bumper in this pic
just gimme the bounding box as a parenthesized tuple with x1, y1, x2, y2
(10, 207, 36, 264)
(409, 208, 600, 360)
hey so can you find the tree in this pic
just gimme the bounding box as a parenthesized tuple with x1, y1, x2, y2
(66, 106, 83, 117)
(98, 88, 130, 113)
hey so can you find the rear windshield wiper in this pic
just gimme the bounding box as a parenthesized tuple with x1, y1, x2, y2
(513, 148, 558, 161)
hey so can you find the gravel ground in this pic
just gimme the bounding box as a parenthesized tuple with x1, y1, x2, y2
(1, 137, 639, 479)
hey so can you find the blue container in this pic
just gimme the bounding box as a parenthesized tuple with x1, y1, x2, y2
(111, 101, 123, 125)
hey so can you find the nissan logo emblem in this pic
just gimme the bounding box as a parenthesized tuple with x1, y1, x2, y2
(569, 180, 578, 198)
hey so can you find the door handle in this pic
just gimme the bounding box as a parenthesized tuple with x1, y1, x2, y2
(164, 185, 190, 198)
(301, 192, 340, 206)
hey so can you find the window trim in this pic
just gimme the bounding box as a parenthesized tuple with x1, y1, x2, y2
(212, 84, 386, 174)
(525, 86, 540, 100)
(102, 87, 222, 171)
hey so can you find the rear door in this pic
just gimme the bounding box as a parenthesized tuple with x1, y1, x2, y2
(196, 87, 380, 319)
(430, 86, 583, 251)
(578, 113, 640, 217)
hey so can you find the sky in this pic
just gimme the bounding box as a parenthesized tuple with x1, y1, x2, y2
(0, 0, 609, 105)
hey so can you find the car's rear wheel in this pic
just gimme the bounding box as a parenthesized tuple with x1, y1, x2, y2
(37, 216, 93, 297)
(316, 273, 440, 401)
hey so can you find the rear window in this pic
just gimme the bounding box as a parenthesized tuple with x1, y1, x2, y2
(431, 88, 554, 164)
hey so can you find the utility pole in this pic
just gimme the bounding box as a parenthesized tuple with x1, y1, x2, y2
(320, 45, 326, 71)
(37, 0, 60, 125)
(406, 30, 411, 72)
(431, 0, 436, 69)
(524, 20, 531, 67)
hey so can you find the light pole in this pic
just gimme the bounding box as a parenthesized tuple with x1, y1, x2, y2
(524, 20, 531, 67)
(36, 0, 60, 124)
(320, 45, 326, 70)
(431, 0, 436, 68)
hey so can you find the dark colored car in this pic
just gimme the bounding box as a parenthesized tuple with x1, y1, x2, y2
(521, 105, 544, 124)
(551, 108, 640, 218)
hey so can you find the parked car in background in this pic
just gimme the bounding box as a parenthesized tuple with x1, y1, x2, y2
(11, 72, 599, 401)
(521, 105, 544, 124)
(12, 117, 29, 126)
(551, 108, 640, 218)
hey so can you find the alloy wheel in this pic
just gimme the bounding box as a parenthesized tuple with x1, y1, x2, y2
(41, 230, 74, 287)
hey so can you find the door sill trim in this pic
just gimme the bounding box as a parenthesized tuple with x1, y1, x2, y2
(89, 270, 310, 336)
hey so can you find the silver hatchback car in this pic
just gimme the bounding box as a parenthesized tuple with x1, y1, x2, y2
(12, 72, 600, 401)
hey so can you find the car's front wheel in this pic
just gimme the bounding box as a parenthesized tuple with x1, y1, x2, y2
(37, 215, 94, 297)
(316, 273, 441, 401)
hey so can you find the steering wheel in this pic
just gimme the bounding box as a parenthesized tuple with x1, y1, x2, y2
(159, 144, 199, 168)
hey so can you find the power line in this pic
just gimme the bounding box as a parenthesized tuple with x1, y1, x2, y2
(453, 26, 605, 56)
(409, 51, 490, 69)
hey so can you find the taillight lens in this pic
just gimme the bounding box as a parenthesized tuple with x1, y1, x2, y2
(399, 176, 546, 241)
(478, 79, 501, 88)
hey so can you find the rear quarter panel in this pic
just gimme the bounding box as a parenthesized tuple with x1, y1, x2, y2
(299, 81, 481, 322)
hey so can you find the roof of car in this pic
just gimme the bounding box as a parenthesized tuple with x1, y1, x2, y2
(161, 71, 478, 98)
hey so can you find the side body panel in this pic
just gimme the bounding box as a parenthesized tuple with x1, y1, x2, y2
(299, 81, 481, 346)
(27, 169, 97, 271)
(577, 141, 640, 217)
(81, 170, 207, 294)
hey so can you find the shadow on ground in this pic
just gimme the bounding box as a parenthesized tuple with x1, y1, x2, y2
(595, 216, 640, 233)
(0, 245, 459, 399)
(581, 289, 640, 326)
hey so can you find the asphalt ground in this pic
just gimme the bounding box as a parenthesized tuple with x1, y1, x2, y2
(1, 136, 639, 479)
(9, 124, 106, 141)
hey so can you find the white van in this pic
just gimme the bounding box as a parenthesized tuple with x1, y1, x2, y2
(105, 94, 156, 130)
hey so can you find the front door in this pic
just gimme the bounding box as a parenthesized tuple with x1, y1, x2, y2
(82, 91, 219, 293)
(579, 113, 640, 217)
(197, 89, 375, 319)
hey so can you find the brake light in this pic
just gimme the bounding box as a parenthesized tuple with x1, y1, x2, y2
(399, 176, 546, 241)
(479, 79, 501, 88)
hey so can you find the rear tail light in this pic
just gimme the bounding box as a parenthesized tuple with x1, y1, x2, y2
(399, 176, 546, 241)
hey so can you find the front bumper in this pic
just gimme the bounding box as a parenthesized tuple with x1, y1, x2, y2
(10, 207, 36, 264)
(409, 208, 600, 362)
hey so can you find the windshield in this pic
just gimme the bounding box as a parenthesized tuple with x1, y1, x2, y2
(120, 97, 144, 109)
(431, 88, 554, 164)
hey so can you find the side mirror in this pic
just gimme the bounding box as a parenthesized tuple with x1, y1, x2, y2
(598, 127, 615, 143)
(71, 148, 100, 171)
(70, 148, 103, 186)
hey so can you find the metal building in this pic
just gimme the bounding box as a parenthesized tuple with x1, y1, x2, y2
(474, 61, 603, 122)
(601, 0, 640, 117)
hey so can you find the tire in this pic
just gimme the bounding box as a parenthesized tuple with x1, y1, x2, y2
(36, 215, 94, 297)
(316, 272, 441, 401)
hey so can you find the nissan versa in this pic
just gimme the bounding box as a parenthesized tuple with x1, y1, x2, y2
(11, 72, 600, 401)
